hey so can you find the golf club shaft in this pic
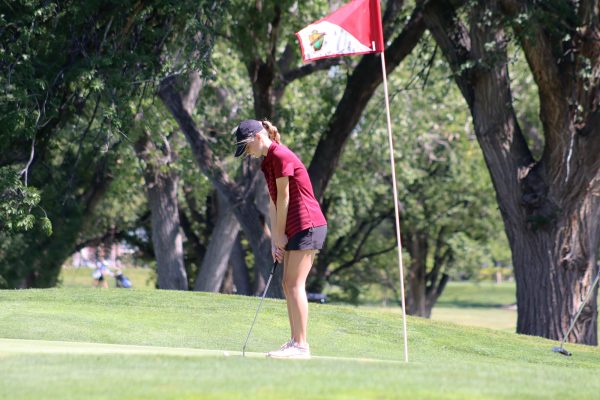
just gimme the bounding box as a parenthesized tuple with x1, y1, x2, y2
(242, 261, 278, 356)
(559, 271, 600, 347)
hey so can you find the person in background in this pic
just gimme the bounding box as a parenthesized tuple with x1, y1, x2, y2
(92, 248, 116, 288)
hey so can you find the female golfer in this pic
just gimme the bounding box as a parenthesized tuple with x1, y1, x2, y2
(234, 119, 327, 359)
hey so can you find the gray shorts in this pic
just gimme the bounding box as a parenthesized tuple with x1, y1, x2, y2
(286, 225, 327, 251)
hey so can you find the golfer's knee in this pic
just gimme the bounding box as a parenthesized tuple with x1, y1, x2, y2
(284, 279, 305, 295)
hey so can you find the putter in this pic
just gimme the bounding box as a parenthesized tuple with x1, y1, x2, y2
(552, 271, 600, 357)
(242, 260, 279, 357)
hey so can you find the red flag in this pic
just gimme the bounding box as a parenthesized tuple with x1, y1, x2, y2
(296, 0, 384, 63)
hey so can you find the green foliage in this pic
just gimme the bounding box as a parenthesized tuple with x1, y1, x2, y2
(1, 0, 224, 174)
(202, 12, 514, 304)
(0, 0, 226, 288)
(1, 0, 539, 299)
(83, 145, 147, 240)
(0, 166, 51, 235)
(320, 34, 511, 303)
(225, 0, 329, 64)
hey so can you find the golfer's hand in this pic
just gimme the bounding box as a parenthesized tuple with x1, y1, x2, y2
(272, 233, 287, 262)
(272, 246, 284, 263)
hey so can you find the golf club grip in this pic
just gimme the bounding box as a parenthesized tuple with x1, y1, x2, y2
(270, 260, 278, 274)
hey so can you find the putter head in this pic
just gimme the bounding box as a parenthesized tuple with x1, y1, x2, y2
(552, 346, 572, 356)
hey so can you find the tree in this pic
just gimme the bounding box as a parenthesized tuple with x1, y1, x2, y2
(421, 0, 600, 344)
(307, 45, 507, 314)
(391, 57, 506, 317)
(159, 0, 354, 295)
(0, 0, 224, 287)
(182, 0, 501, 308)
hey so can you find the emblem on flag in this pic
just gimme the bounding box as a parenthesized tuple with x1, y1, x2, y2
(309, 31, 326, 51)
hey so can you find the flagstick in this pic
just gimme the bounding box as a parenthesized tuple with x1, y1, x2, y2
(378, 43, 409, 363)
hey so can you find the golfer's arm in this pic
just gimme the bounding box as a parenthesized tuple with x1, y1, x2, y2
(268, 198, 277, 237)
(275, 177, 289, 238)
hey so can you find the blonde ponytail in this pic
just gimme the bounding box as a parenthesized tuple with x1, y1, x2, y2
(261, 120, 281, 144)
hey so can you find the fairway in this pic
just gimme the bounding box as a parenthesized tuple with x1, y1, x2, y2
(1, 288, 599, 400)
(432, 282, 517, 332)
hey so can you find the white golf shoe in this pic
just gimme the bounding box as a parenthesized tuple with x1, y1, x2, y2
(267, 342, 311, 359)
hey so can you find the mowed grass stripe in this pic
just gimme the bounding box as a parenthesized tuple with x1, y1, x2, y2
(0, 338, 405, 364)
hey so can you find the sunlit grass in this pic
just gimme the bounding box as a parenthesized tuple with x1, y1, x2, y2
(0, 289, 599, 399)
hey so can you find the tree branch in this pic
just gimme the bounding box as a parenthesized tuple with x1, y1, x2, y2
(500, 0, 569, 148)
(426, 226, 447, 285)
(182, 71, 203, 114)
(269, 4, 282, 61)
(158, 76, 239, 199)
(498, 1, 600, 203)
(326, 208, 394, 277)
(329, 245, 398, 277)
(421, 0, 473, 106)
(280, 58, 341, 85)
(382, 0, 406, 40)
(466, 1, 539, 224)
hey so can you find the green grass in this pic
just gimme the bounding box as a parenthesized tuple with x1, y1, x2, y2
(436, 281, 517, 308)
(1, 288, 599, 399)
(432, 281, 517, 332)
(431, 306, 517, 332)
(49, 274, 585, 333)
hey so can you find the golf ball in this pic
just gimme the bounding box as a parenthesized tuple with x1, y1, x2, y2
(223, 351, 230, 357)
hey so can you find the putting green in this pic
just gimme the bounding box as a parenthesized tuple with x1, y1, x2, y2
(0, 338, 404, 364)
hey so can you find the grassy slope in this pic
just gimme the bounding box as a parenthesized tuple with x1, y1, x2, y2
(59, 266, 519, 330)
(432, 282, 517, 332)
(1, 289, 599, 400)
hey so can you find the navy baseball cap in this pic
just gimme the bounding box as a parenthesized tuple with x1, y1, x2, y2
(233, 119, 264, 157)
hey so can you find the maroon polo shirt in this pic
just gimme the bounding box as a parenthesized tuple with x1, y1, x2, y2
(261, 142, 327, 238)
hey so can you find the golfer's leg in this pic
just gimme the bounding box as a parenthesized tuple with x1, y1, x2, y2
(285, 250, 316, 347)
(282, 251, 295, 340)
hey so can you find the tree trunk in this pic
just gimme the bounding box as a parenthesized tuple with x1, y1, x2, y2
(470, 1, 599, 344)
(194, 191, 240, 291)
(231, 233, 252, 295)
(406, 231, 428, 316)
(511, 191, 600, 344)
(423, 0, 600, 343)
(135, 131, 188, 290)
(178, 208, 206, 276)
(404, 228, 450, 318)
(220, 263, 235, 294)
